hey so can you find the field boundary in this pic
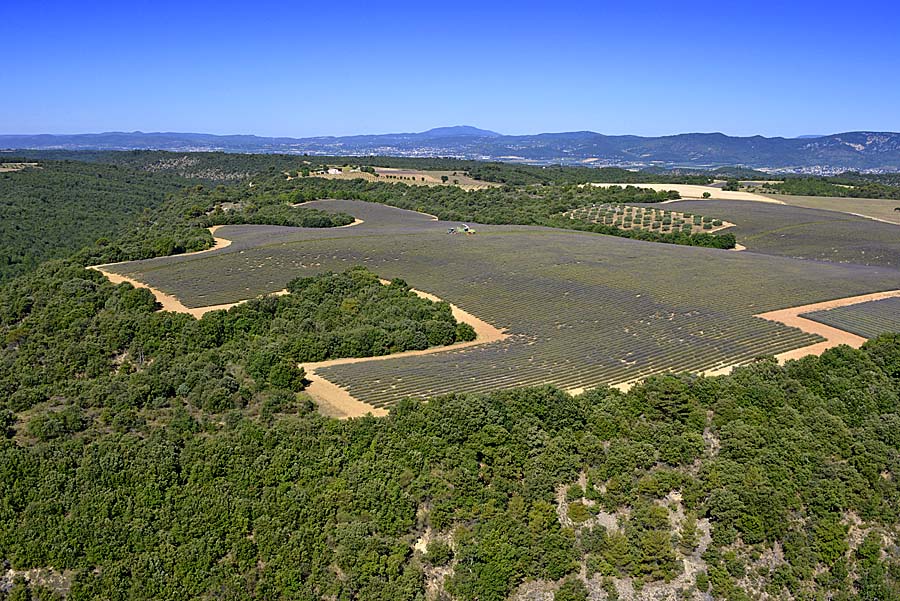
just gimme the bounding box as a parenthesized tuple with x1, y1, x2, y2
(303, 280, 510, 419)
(89, 222, 509, 418)
(595, 289, 900, 393)
(88, 226, 253, 317)
(754, 289, 900, 362)
(87, 219, 369, 317)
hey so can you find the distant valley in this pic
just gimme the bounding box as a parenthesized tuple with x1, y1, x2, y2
(4, 126, 900, 174)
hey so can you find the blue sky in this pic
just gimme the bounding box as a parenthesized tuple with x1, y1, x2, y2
(3, 0, 899, 137)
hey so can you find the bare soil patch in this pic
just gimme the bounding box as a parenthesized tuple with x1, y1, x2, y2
(0, 162, 39, 172)
(591, 182, 782, 203)
(756, 289, 900, 361)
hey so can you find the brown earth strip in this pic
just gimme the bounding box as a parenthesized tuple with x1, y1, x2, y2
(755, 289, 900, 362)
(89, 223, 506, 418)
(302, 280, 509, 419)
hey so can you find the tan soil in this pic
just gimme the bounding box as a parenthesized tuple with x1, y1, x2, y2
(590, 182, 783, 203)
(301, 281, 509, 419)
(88, 219, 367, 317)
(756, 289, 900, 361)
(90, 265, 288, 318)
(88, 226, 257, 318)
(0, 162, 39, 172)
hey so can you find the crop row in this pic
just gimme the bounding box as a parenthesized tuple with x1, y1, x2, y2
(801, 297, 900, 340)
(564, 203, 723, 234)
(110, 200, 900, 408)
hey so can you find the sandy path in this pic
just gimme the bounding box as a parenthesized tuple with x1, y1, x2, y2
(87, 226, 262, 318)
(88, 224, 284, 316)
(88, 218, 369, 317)
(755, 289, 900, 362)
(89, 265, 288, 318)
(302, 281, 509, 419)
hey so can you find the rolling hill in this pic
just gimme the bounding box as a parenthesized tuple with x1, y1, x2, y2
(3, 129, 900, 172)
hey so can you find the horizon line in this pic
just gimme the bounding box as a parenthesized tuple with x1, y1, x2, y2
(1, 128, 895, 140)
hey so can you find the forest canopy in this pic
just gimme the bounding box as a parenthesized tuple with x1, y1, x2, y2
(0, 151, 898, 599)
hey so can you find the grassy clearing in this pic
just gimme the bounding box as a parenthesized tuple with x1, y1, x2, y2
(107, 200, 900, 410)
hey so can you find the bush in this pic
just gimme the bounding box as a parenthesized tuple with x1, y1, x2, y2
(424, 539, 453, 566)
(555, 576, 588, 601)
(26, 406, 90, 440)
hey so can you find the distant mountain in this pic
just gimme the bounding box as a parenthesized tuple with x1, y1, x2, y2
(417, 126, 501, 138)
(3, 128, 900, 173)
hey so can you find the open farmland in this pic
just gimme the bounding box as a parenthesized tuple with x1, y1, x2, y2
(765, 193, 900, 224)
(292, 166, 498, 190)
(590, 182, 778, 202)
(563, 203, 731, 234)
(801, 297, 900, 340)
(0, 162, 39, 172)
(103, 199, 900, 413)
(660, 199, 900, 268)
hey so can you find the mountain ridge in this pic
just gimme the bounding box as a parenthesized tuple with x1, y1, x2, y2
(3, 127, 900, 172)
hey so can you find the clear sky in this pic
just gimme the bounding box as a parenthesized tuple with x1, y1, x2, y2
(3, 0, 899, 137)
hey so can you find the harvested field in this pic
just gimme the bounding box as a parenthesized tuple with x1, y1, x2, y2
(0, 162, 39, 172)
(765, 194, 900, 225)
(801, 296, 900, 340)
(105, 200, 900, 413)
(590, 182, 779, 202)
(659, 200, 900, 268)
(293, 166, 498, 190)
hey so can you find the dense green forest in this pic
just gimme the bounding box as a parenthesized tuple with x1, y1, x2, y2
(0, 160, 354, 274)
(1, 301, 898, 599)
(0, 152, 898, 600)
(0, 162, 188, 283)
(0, 263, 471, 418)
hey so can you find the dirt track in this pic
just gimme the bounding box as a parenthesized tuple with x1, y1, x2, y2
(303, 280, 509, 419)
(87, 226, 262, 318)
(755, 289, 900, 362)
